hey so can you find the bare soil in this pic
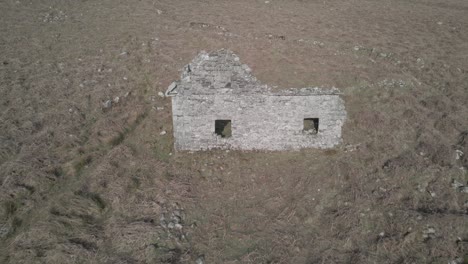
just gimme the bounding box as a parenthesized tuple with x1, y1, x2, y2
(1, 0, 467, 263)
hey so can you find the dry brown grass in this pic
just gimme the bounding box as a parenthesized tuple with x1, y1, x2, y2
(1, 0, 468, 263)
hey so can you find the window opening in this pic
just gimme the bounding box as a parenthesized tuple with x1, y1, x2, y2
(215, 120, 232, 138)
(303, 118, 319, 134)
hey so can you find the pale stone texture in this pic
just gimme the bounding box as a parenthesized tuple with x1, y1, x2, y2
(166, 49, 346, 151)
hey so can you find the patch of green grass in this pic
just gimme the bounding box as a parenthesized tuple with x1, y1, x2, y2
(149, 237, 190, 264)
(131, 177, 141, 188)
(126, 142, 139, 155)
(224, 239, 259, 261)
(163, 170, 174, 181)
(74, 155, 93, 175)
(75, 190, 106, 210)
(152, 137, 172, 162)
(125, 176, 142, 192)
(52, 166, 64, 178)
(15, 183, 35, 194)
(10, 217, 23, 235)
(142, 73, 152, 95)
(2, 200, 18, 219)
(68, 237, 97, 251)
(134, 111, 148, 125)
(109, 111, 148, 147)
(78, 116, 97, 146)
(110, 131, 126, 146)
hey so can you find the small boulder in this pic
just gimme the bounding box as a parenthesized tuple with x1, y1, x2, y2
(451, 179, 464, 189)
(423, 227, 436, 240)
(459, 186, 468, 193)
(102, 100, 112, 109)
(195, 256, 205, 264)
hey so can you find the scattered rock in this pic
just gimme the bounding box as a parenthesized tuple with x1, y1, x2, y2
(423, 227, 436, 240)
(159, 206, 189, 243)
(312, 40, 325, 47)
(113, 96, 120, 104)
(416, 58, 424, 65)
(160, 130, 167, 135)
(344, 143, 360, 152)
(266, 34, 285, 40)
(158, 92, 165, 98)
(417, 182, 428, 193)
(451, 179, 468, 193)
(42, 9, 67, 23)
(156, 9, 163, 15)
(159, 215, 167, 228)
(0, 225, 9, 238)
(455, 150, 464, 160)
(195, 256, 205, 264)
(102, 100, 112, 109)
(173, 210, 181, 218)
(448, 257, 463, 264)
(451, 179, 464, 189)
(57, 62, 65, 71)
(377, 79, 406, 88)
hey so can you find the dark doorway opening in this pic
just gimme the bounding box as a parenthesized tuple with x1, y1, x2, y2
(215, 120, 232, 138)
(303, 118, 319, 134)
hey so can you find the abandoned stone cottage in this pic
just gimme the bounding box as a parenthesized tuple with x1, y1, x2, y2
(165, 49, 346, 151)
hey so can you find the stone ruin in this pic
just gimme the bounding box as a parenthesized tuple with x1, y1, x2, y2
(165, 49, 346, 151)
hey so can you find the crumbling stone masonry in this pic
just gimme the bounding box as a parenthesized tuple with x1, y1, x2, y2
(166, 49, 346, 151)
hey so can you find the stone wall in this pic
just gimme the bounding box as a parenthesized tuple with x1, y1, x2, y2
(167, 49, 347, 151)
(172, 94, 346, 150)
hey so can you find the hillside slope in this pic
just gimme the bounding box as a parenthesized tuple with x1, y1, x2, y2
(1, 0, 467, 263)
